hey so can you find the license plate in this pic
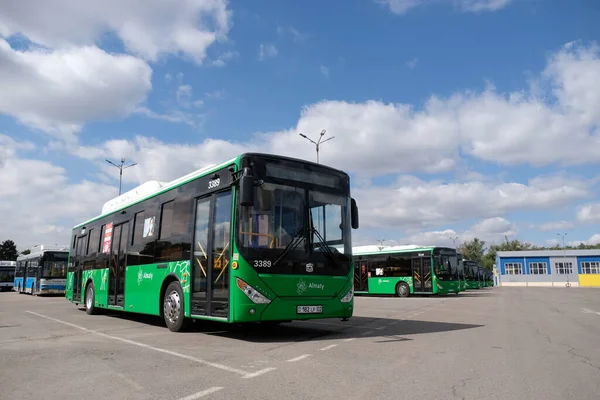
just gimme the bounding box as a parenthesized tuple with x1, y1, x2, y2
(297, 305, 322, 314)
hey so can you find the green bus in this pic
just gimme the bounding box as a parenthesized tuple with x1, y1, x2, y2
(353, 245, 463, 297)
(66, 153, 359, 332)
(463, 260, 483, 289)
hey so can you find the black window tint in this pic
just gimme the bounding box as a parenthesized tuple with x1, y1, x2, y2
(172, 197, 192, 237)
(133, 211, 145, 244)
(89, 228, 100, 257)
(160, 201, 175, 239)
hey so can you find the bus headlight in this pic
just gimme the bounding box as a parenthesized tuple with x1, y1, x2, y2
(340, 286, 353, 303)
(235, 278, 271, 304)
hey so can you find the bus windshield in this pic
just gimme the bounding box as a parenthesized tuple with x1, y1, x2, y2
(435, 253, 457, 281)
(42, 252, 68, 278)
(0, 268, 14, 282)
(238, 170, 352, 275)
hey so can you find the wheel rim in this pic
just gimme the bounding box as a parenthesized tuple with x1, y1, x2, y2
(86, 286, 93, 309)
(400, 285, 408, 296)
(164, 290, 181, 325)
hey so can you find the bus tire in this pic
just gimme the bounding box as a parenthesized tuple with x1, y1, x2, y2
(85, 282, 98, 315)
(396, 282, 409, 298)
(163, 281, 186, 332)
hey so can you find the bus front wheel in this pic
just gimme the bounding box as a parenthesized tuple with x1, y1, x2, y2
(163, 281, 186, 332)
(396, 282, 409, 298)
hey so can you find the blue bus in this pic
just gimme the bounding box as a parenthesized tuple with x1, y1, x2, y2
(0, 260, 16, 291)
(15, 245, 69, 295)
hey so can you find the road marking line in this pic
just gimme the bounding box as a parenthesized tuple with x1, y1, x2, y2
(375, 326, 386, 330)
(287, 354, 311, 362)
(320, 344, 338, 351)
(361, 330, 375, 336)
(26, 311, 274, 378)
(343, 338, 355, 342)
(581, 308, 600, 316)
(242, 368, 277, 379)
(178, 387, 224, 400)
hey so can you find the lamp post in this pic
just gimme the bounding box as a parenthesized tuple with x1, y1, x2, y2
(557, 232, 569, 287)
(377, 239, 385, 251)
(106, 158, 138, 195)
(298, 129, 335, 164)
(449, 236, 459, 248)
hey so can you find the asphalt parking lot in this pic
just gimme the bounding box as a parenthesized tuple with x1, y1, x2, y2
(1, 288, 599, 400)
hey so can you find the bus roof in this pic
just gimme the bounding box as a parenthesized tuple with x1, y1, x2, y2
(74, 152, 352, 230)
(16, 244, 69, 262)
(352, 244, 449, 255)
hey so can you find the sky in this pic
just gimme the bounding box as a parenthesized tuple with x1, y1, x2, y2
(1, 0, 600, 252)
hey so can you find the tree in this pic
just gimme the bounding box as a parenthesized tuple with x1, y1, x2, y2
(0, 240, 19, 261)
(458, 238, 486, 266)
(21, 249, 31, 255)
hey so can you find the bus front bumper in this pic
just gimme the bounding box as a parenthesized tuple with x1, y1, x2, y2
(236, 297, 354, 322)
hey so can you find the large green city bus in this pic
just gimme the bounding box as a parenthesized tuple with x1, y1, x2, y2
(66, 153, 359, 332)
(353, 245, 463, 297)
(464, 260, 483, 289)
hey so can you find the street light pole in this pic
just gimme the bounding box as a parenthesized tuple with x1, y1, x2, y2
(298, 129, 335, 164)
(106, 158, 138, 195)
(557, 232, 569, 287)
(449, 236, 459, 248)
(377, 239, 385, 251)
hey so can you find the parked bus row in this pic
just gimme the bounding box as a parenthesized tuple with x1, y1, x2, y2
(352, 246, 493, 297)
(12, 152, 488, 332)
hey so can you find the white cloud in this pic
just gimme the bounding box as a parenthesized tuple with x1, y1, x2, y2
(0, 40, 152, 141)
(567, 234, 600, 247)
(0, 0, 231, 64)
(320, 65, 330, 77)
(0, 135, 115, 249)
(269, 41, 600, 172)
(75, 136, 254, 185)
(534, 221, 575, 232)
(357, 217, 519, 248)
(406, 58, 418, 69)
(577, 203, 600, 223)
(210, 50, 239, 67)
(258, 43, 278, 60)
(352, 175, 589, 230)
(377, 0, 513, 14)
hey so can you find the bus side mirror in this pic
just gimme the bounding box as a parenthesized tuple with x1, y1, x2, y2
(239, 169, 255, 207)
(351, 198, 359, 229)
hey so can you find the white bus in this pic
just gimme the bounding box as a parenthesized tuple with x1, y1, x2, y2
(15, 245, 69, 295)
(0, 260, 16, 291)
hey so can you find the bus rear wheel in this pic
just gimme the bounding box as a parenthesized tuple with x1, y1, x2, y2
(163, 281, 186, 332)
(396, 282, 409, 298)
(85, 282, 97, 315)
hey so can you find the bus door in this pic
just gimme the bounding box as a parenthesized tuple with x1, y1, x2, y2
(354, 260, 368, 292)
(108, 222, 129, 307)
(72, 236, 86, 302)
(191, 190, 232, 319)
(412, 256, 433, 293)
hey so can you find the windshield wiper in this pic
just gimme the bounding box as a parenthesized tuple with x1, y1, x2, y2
(307, 209, 343, 269)
(271, 226, 308, 268)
